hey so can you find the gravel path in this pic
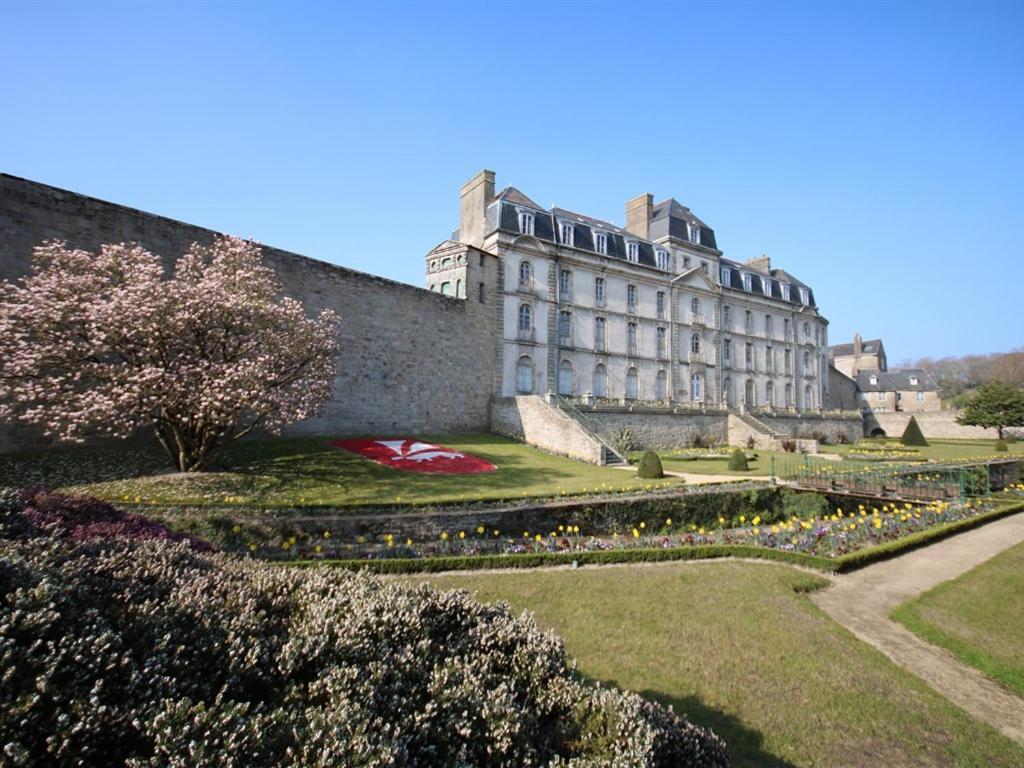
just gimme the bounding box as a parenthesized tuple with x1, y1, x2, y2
(811, 511, 1024, 746)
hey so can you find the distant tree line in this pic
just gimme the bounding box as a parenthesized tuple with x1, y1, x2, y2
(897, 348, 1024, 406)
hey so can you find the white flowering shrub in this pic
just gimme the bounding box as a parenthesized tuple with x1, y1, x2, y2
(0, 505, 728, 767)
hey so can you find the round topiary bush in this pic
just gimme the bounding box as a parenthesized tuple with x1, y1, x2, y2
(0, 494, 729, 767)
(728, 448, 749, 471)
(995, 439, 1008, 452)
(637, 450, 665, 479)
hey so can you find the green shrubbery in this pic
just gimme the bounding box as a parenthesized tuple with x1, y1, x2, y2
(901, 416, 929, 447)
(0, 497, 729, 767)
(995, 439, 1008, 452)
(728, 448, 749, 471)
(637, 451, 665, 479)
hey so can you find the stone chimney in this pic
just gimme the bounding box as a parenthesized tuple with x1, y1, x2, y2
(746, 254, 771, 272)
(459, 169, 495, 248)
(853, 333, 862, 356)
(625, 193, 653, 239)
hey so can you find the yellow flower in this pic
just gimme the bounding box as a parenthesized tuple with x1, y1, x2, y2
(493, 530, 500, 537)
(752, 516, 761, 526)
(698, 527, 705, 534)
(739, 515, 746, 523)
(665, 518, 672, 526)
(458, 531, 466, 540)
(406, 538, 413, 546)
(632, 528, 640, 538)
(719, 517, 726, 524)
(523, 531, 529, 538)
(639, 521, 646, 529)
(314, 544, 322, 553)
(476, 526, 485, 534)
(248, 543, 257, 552)
(535, 533, 542, 542)
(441, 531, 449, 541)
(232, 525, 241, 534)
(323, 531, 331, 539)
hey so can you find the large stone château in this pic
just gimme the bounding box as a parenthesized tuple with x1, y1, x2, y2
(427, 170, 832, 412)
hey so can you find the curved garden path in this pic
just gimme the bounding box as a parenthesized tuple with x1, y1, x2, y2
(810, 510, 1024, 746)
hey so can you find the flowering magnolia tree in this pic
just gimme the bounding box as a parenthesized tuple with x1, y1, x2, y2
(0, 236, 340, 472)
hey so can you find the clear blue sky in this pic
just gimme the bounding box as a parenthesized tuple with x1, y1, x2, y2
(4, 0, 1022, 361)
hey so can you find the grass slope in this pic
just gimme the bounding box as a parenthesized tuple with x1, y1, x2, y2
(410, 562, 1024, 768)
(891, 540, 1024, 697)
(0, 434, 681, 507)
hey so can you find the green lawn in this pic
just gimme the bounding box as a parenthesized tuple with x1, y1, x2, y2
(891, 540, 1024, 697)
(829, 438, 1024, 463)
(411, 562, 1024, 768)
(0, 434, 681, 507)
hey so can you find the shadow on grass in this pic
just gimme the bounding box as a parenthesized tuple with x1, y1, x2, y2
(634, 688, 796, 768)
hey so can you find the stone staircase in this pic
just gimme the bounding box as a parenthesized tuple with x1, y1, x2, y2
(728, 412, 779, 450)
(549, 395, 630, 466)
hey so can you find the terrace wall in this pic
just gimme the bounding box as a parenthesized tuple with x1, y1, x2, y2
(868, 411, 999, 440)
(0, 173, 501, 453)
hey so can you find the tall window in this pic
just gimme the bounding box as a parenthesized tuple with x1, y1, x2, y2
(701, 261, 709, 274)
(723, 377, 733, 406)
(781, 284, 791, 302)
(690, 297, 700, 318)
(559, 269, 572, 300)
(657, 327, 667, 359)
(689, 223, 701, 244)
(625, 367, 639, 400)
(744, 310, 753, 333)
(692, 373, 703, 401)
(723, 305, 731, 327)
(745, 342, 754, 369)
(762, 278, 772, 297)
(517, 209, 535, 235)
(595, 277, 606, 306)
(723, 338, 732, 364)
(559, 221, 574, 246)
(784, 317, 791, 339)
(594, 317, 606, 351)
(804, 384, 813, 408)
(517, 304, 532, 332)
(656, 291, 666, 319)
(766, 345, 774, 372)
(455, 279, 463, 298)
(516, 356, 533, 393)
(785, 348, 792, 374)
(558, 310, 572, 346)
(627, 322, 638, 356)
(655, 370, 667, 400)
(656, 249, 669, 270)
(803, 349, 811, 371)
(742, 272, 752, 291)
(594, 231, 607, 254)
(720, 266, 731, 285)
(765, 381, 775, 406)
(785, 383, 793, 407)
(627, 284, 637, 313)
(691, 333, 701, 356)
(518, 260, 531, 289)
(626, 241, 639, 262)
(799, 287, 809, 305)
(765, 314, 773, 335)
(803, 322, 810, 340)
(594, 364, 608, 397)
(558, 360, 574, 395)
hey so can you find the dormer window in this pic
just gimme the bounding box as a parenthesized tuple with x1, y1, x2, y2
(742, 272, 752, 292)
(909, 376, 919, 386)
(799, 287, 809, 305)
(869, 375, 878, 385)
(516, 208, 535, 236)
(720, 266, 731, 285)
(559, 220, 574, 247)
(689, 223, 701, 244)
(594, 231, 607, 254)
(655, 248, 669, 270)
(781, 283, 791, 302)
(626, 240, 639, 263)
(762, 278, 772, 297)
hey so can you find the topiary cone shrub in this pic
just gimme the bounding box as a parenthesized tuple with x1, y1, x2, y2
(995, 439, 1008, 452)
(728, 448, 749, 471)
(901, 416, 929, 447)
(0, 502, 729, 767)
(637, 451, 665, 479)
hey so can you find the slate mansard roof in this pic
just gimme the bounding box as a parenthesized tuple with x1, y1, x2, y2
(829, 339, 884, 358)
(487, 185, 816, 308)
(856, 369, 938, 392)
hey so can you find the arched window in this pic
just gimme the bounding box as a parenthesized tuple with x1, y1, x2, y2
(557, 359, 574, 396)
(765, 381, 775, 406)
(516, 356, 534, 394)
(655, 369, 667, 400)
(692, 373, 703, 402)
(518, 260, 531, 288)
(691, 334, 701, 354)
(625, 367, 639, 400)
(518, 304, 532, 332)
(441, 282, 452, 296)
(744, 379, 755, 406)
(690, 297, 700, 316)
(594, 364, 608, 398)
(803, 350, 811, 369)
(455, 279, 463, 298)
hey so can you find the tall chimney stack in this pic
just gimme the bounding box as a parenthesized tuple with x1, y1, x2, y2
(853, 333, 862, 356)
(459, 169, 495, 248)
(625, 193, 653, 239)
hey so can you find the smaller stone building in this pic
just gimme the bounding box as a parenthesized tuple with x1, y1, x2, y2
(854, 369, 942, 415)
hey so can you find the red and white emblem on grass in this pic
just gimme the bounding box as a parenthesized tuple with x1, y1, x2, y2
(330, 439, 497, 474)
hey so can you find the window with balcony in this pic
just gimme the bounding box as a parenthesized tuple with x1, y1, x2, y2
(657, 291, 666, 319)
(518, 260, 531, 290)
(517, 209, 535, 236)
(559, 269, 572, 301)
(627, 284, 637, 313)
(594, 317, 606, 351)
(558, 310, 572, 346)
(627, 322, 638, 356)
(517, 304, 532, 339)
(594, 231, 607, 254)
(595, 277, 606, 306)
(626, 241, 639, 263)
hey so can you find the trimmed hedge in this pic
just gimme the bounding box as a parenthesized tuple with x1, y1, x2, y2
(901, 416, 929, 447)
(995, 439, 1008, 452)
(727, 448, 749, 471)
(637, 451, 665, 479)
